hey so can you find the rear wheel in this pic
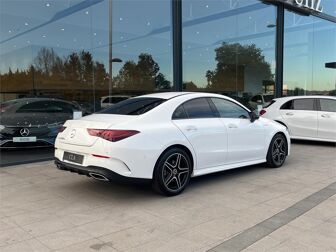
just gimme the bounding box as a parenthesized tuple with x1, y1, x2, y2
(266, 133, 287, 168)
(152, 148, 192, 196)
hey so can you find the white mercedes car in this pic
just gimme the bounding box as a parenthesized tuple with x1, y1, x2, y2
(55, 92, 290, 196)
(260, 96, 336, 143)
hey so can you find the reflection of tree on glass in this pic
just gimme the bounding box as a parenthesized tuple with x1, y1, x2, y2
(113, 53, 171, 91)
(205, 43, 273, 93)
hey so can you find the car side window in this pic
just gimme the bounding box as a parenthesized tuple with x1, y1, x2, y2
(172, 105, 188, 119)
(280, 99, 315, 111)
(320, 99, 336, 112)
(293, 99, 315, 111)
(280, 100, 293, 110)
(181, 98, 215, 119)
(211, 98, 249, 119)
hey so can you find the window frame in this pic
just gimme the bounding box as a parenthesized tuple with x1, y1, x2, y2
(280, 98, 318, 111)
(209, 97, 251, 119)
(171, 97, 217, 120)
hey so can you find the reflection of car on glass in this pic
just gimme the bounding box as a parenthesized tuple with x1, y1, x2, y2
(55, 92, 290, 196)
(100, 95, 131, 109)
(260, 96, 336, 142)
(0, 98, 83, 148)
(249, 94, 274, 109)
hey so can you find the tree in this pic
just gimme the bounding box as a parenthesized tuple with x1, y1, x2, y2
(34, 47, 61, 76)
(80, 50, 93, 84)
(206, 43, 272, 92)
(114, 53, 171, 91)
(64, 52, 81, 82)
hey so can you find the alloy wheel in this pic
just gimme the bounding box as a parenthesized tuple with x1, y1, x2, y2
(272, 137, 286, 166)
(162, 153, 190, 192)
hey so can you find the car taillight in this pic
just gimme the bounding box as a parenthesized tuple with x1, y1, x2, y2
(259, 109, 266, 116)
(87, 129, 140, 142)
(58, 126, 66, 133)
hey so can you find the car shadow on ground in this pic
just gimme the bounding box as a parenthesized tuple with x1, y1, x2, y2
(59, 163, 266, 202)
(291, 139, 336, 147)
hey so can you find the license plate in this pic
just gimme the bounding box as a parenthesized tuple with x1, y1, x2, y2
(13, 137, 37, 142)
(63, 151, 84, 164)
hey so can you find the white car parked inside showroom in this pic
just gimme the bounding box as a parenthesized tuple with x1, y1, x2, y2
(260, 96, 336, 143)
(55, 92, 290, 196)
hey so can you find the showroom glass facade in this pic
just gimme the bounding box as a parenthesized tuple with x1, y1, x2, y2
(0, 0, 335, 163)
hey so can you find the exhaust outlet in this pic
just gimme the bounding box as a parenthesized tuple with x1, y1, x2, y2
(89, 172, 109, 181)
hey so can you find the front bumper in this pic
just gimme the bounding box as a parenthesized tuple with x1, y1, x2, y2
(55, 158, 150, 183)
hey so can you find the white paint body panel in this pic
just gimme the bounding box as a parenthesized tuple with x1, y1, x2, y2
(261, 95, 336, 143)
(55, 92, 290, 179)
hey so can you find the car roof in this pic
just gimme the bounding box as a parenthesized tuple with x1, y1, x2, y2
(274, 95, 336, 101)
(138, 92, 193, 99)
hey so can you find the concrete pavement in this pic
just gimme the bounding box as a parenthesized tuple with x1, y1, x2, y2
(0, 141, 335, 251)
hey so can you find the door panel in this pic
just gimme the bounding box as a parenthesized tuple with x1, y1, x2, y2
(318, 99, 336, 140)
(220, 118, 265, 164)
(173, 118, 228, 169)
(279, 98, 318, 138)
(280, 110, 318, 137)
(317, 112, 336, 140)
(210, 98, 265, 164)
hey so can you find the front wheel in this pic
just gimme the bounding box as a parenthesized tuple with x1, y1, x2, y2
(266, 133, 288, 168)
(152, 148, 192, 196)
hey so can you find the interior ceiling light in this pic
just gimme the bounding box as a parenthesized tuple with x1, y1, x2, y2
(46, 3, 50, 7)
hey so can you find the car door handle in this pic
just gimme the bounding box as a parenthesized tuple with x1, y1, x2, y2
(286, 112, 294, 116)
(321, 114, 330, 118)
(186, 126, 197, 131)
(228, 124, 238, 129)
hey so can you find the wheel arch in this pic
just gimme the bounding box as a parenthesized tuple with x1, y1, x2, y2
(153, 144, 195, 177)
(274, 120, 288, 129)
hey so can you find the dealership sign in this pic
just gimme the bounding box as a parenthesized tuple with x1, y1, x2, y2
(293, 0, 323, 13)
(268, 0, 324, 14)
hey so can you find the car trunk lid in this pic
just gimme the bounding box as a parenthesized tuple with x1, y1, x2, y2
(59, 114, 137, 146)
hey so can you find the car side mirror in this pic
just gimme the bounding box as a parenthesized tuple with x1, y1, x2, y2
(249, 111, 259, 123)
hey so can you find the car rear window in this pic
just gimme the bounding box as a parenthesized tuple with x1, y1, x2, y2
(99, 97, 165, 115)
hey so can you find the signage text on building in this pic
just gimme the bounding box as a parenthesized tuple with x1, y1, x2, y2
(293, 0, 323, 13)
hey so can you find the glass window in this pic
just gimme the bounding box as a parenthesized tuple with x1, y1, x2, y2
(211, 98, 249, 118)
(0, 0, 172, 164)
(320, 99, 336, 112)
(100, 97, 165, 115)
(280, 100, 293, 110)
(182, 98, 214, 119)
(292, 99, 315, 110)
(182, 0, 276, 111)
(112, 0, 173, 95)
(283, 11, 336, 96)
(172, 106, 188, 120)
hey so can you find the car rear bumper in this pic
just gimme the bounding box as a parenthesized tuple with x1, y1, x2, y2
(54, 158, 150, 183)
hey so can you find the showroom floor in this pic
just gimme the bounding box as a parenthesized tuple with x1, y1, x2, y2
(0, 141, 335, 251)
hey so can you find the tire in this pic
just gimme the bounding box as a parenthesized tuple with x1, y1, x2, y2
(152, 148, 192, 196)
(266, 133, 288, 168)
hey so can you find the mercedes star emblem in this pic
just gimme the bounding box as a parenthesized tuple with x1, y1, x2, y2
(70, 129, 76, 138)
(20, 128, 30, 137)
